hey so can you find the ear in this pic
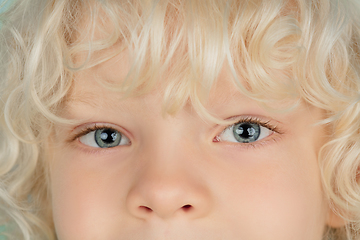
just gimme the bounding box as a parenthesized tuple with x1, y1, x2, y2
(326, 206, 347, 228)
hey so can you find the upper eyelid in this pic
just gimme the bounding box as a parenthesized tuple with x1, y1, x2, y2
(68, 123, 130, 143)
(213, 116, 283, 146)
(220, 116, 281, 134)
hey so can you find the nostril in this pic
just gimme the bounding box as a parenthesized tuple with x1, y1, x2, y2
(182, 204, 192, 212)
(139, 206, 153, 213)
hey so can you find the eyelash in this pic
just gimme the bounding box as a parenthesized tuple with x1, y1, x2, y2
(214, 116, 282, 146)
(69, 123, 125, 143)
(233, 117, 279, 132)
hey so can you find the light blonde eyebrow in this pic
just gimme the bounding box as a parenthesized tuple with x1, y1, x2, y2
(64, 92, 102, 109)
(62, 88, 147, 119)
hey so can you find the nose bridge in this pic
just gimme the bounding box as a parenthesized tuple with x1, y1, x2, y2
(142, 115, 198, 171)
(126, 119, 212, 220)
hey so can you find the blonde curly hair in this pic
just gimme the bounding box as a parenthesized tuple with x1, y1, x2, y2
(0, 0, 360, 239)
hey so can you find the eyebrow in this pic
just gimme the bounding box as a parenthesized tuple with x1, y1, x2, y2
(63, 83, 251, 114)
(64, 92, 102, 109)
(62, 91, 139, 119)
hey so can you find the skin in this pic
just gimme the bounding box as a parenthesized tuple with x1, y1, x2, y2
(49, 49, 345, 240)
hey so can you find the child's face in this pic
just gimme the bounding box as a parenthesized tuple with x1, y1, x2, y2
(49, 49, 339, 240)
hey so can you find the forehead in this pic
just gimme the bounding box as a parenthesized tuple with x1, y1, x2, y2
(69, 48, 249, 110)
(66, 47, 300, 128)
(66, 0, 301, 115)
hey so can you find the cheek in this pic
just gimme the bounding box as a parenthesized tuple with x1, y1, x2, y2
(50, 151, 130, 239)
(212, 141, 328, 239)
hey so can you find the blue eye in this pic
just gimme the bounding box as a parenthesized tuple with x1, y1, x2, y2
(79, 128, 130, 148)
(233, 122, 260, 143)
(219, 121, 273, 143)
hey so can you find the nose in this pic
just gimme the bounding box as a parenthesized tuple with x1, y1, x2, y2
(126, 142, 212, 220)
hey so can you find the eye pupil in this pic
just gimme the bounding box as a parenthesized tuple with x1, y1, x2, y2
(95, 128, 121, 148)
(233, 123, 260, 143)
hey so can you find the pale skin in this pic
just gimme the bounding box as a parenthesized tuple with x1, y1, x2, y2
(48, 49, 345, 239)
